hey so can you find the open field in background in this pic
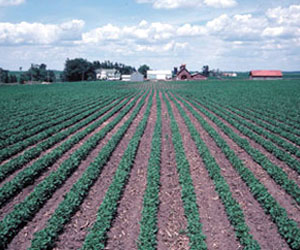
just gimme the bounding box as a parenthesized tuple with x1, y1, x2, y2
(0, 79, 299, 250)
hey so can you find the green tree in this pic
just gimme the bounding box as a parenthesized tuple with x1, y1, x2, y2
(138, 64, 150, 78)
(202, 65, 209, 77)
(0, 68, 9, 83)
(63, 58, 95, 82)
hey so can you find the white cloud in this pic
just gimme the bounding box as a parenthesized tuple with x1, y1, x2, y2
(206, 14, 267, 41)
(266, 5, 300, 25)
(177, 23, 207, 36)
(263, 5, 300, 39)
(81, 22, 176, 44)
(0, 0, 25, 6)
(0, 20, 85, 45)
(204, 0, 236, 8)
(135, 40, 188, 52)
(1, 4, 300, 71)
(135, 0, 236, 9)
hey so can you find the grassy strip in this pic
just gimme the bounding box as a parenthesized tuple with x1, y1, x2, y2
(0, 95, 132, 208)
(178, 94, 300, 249)
(0, 96, 122, 183)
(29, 90, 152, 250)
(191, 97, 300, 202)
(162, 92, 207, 250)
(204, 99, 300, 159)
(169, 92, 260, 249)
(137, 91, 161, 250)
(80, 91, 153, 250)
(0, 90, 146, 249)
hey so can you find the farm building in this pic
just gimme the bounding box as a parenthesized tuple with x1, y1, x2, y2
(250, 70, 283, 80)
(121, 72, 144, 82)
(147, 70, 172, 81)
(175, 64, 207, 81)
(96, 69, 121, 81)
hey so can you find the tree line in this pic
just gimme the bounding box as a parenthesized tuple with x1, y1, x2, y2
(61, 58, 147, 82)
(0, 64, 56, 84)
(1, 58, 210, 84)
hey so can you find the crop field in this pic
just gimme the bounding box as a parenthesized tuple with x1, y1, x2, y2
(0, 79, 299, 250)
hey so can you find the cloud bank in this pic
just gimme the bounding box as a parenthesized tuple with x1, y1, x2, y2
(135, 0, 237, 9)
(0, 0, 25, 6)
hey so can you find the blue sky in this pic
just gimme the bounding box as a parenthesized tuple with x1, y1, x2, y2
(0, 0, 299, 71)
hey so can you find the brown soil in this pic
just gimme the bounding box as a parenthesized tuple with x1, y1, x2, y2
(246, 107, 300, 135)
(0, 98, 121, 187)
(52, 91, 151, 250)
(168, 94, 241, 250)
(205, 102, 300, 188)
(187, 97, 300, 228)
(104, 91, 157, 250)
(225, 106, 300, 149)
(156, 92, 190, 250)
(223, 106, 300, 158)
(173, 94, 290, 250)
(0, 97, 129, 221)
(6, 93, 146, 250)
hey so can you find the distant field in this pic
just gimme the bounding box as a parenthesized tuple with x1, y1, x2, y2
(0, 80, 299, 249)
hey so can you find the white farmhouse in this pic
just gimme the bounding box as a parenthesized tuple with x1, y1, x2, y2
(147, 70, 172, 81)
(96, 69, 121, 81)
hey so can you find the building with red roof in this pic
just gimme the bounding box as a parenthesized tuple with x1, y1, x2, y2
(249, 70, 283, 80)
(175, 64, 207, 81)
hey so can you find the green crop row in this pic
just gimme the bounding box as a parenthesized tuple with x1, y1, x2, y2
(0, 90, 145, 249)
(253, 107, 300, 129)
(204, 99, 300, 159)
(29, 90, 152, 250)
(163, 92, 207, 250)
(169, 92, 260, 249)
(0, 94, 133, 208)
(0, 96, 123, 183)
(177, 94, 300, 249)
(0, 95, 110, 150)
(227, 105, 300, 147)
(0, 96, 116, 162)
(0, 95, 98, 133)
(0, 95, 103, 141)
(80, 91, 153, 250)
(229, 106, 300, 138)
(191, 98, 300, 198)
(137, 91, 162, 250)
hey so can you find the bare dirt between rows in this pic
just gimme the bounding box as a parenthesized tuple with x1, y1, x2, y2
(223, 106, 300, 159)
(0, 98, 128, 221)
(104, 91, 157, 250)
(0, 98, 120, 188)
(204, 102, 300, 188)
(168, 94, 241, 250)
(174, 94, 290, 250)
(52, 91, 151, 250)
(156, 92, 190, 250)
(187, 97, 300, 228)
(247, 108, 300, 133)
(6, 93, 146, 250)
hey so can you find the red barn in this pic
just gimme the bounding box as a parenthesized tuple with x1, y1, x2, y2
(175, 64, 207, 81)
(250, 70, 283, 80)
